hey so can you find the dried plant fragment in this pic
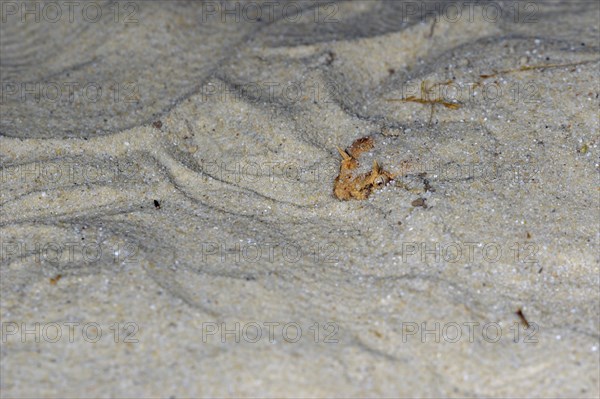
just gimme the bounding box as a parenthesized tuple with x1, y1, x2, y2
(333, 136, 394, 201)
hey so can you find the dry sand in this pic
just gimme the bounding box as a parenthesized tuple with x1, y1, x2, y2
(1, 1, 599, 397)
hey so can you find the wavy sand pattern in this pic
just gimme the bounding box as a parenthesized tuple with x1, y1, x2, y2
(1, 1, 599, 397)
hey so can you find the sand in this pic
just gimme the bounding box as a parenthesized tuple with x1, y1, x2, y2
(1, 1, 599, 397)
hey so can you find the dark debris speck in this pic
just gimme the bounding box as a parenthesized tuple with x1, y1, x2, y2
(411, 198, 427, 208)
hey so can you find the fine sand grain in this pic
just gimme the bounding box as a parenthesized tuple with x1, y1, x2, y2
(1, 1, 599, 397)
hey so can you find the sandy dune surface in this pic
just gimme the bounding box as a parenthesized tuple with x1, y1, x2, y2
(1, 1, 599, 397)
